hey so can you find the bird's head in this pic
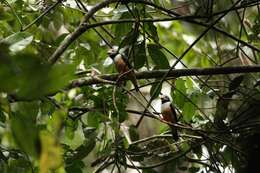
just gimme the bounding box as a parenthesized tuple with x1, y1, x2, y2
(160, 95, 170, 104)
(107, 46, 119, 59)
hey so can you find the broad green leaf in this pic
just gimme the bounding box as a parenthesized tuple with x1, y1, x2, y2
(65, 160, 84, 173)
(114, 11, 133, 42)
(134, 41, 146, 69)
(67, 139, 96, 162)
(144, 22, 159, 42)
(182, 102, 195, 122)
(40, 131, 63, 173)
(87, 112, 101, 128)
(4, 32, 33, 52)
(147, 44, 170, 69)
(172, 78, 187, 108)
(47, 108, 67, 135)
(150, 81, 162, 100)
(143, 13, 159, 42)
(10, 101, 40, 158)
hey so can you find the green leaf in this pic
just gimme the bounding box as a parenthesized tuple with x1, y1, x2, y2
(134, 41, 146, 69)
(40, 131, 63, 173)
(8, 157, 32, 173)
(147, 44, 169, 69)
(129, 125, 139, 141)
(4, 32, 33, 52)
(67, 138, 96, 162)
(172, 79, 187, 108)
(182, 102, 195, 122)
(144, 22, 159, 42)
(10, 101, 40, 158)
(150, 81, 162, 100)
(114, 12, 133, 42)
(87, 112, 100, 128)
(66, 160, 84, 173)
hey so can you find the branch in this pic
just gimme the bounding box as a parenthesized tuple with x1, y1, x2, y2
(69, 65, 260, 88)
(48, 0, 117, 64)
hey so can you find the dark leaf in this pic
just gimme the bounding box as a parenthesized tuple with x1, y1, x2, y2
(229, 75, 244, 91)
(147, 44, 170, 69)
(134, 41, 146, 69)
(150, 81, 162, 100)
(129, 125, 139, 141)
(144, 22, 159, 42)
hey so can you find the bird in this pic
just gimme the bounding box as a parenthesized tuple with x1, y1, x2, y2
(160, 95, 179, 141)
(107, 47, 139, 91)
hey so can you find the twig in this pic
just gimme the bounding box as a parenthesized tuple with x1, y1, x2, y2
(21, 0, 63, 31)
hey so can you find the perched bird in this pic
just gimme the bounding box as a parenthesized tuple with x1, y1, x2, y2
(160, 95, 179, 141)
(107, 48, 139, 91)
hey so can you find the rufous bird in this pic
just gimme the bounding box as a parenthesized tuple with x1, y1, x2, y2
(107, 47, 139, 91)
(160, 95, 179, 141)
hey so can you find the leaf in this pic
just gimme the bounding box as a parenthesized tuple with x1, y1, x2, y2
(229, 75, 244, 91)
(10, 101, 40, 158)
(48, 108, 67, 135)
(8, 157, 32, 173)
(114, 11, 133, 42)
(87, 112, 100, 128)
(134, 41, 146, 69)
(68, 139, 96, 161)
(150, 81, 162, 100)
(182, 102, 195, 122)
(40, 131, 63, 173)
(129, 125, 139, 141)
(4, 32, 33, 52)
(147, 44, 170, 69)
(172, 79, 187, 108)
(143, 13, 159, 42)
(65, 160, 84, 173)
(144, 22, 159, 42)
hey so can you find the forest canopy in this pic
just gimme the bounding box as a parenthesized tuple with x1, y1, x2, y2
(0, 0, 259, 173)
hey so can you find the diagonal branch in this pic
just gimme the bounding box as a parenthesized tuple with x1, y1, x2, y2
(48, 0, 117, 64)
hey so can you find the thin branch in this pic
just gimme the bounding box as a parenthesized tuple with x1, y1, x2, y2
(21, 0, 63, 31)
(48, 0, 118, 64)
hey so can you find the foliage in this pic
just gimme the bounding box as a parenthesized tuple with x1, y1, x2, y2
(0, 0, 259, 173)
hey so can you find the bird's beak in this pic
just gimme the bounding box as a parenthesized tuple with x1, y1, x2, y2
(107, 49, 113, 55)
(159, 94, 164, 99)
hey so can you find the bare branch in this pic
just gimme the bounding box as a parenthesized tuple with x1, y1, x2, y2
(69, 65, 260, 88)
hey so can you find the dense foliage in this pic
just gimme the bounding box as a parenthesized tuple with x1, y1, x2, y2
(0, 0, 259, 172)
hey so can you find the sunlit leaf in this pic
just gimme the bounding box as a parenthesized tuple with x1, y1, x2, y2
(40, 131, 63, 173)
(4, 32, 33, 52)
(172, 78, 187, 108)
(182, 102, 195, 122)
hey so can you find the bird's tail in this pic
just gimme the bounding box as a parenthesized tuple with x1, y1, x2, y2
(170, 126, 179, 141)
(129, 71, 139, 91)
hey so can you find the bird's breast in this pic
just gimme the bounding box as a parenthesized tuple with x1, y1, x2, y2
(114, 55, 129, 73)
